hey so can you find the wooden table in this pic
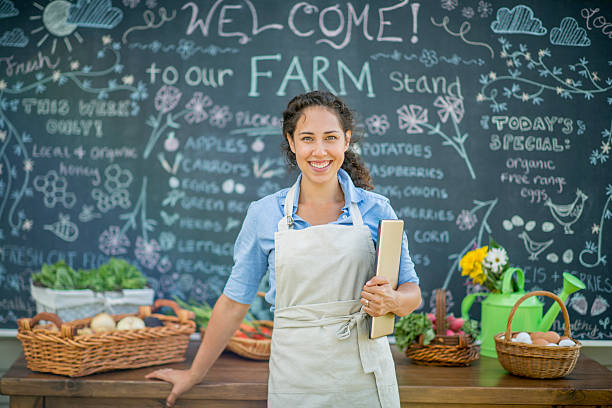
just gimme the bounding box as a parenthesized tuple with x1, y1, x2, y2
(1, 342, 611, 407)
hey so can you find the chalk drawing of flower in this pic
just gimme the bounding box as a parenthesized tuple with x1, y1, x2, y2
(209, 105, 233, 128)
(185, 92, 213, 124)
(123, 0, 140, 8)
(135, 236, 161, 269)
(419, 49, 439, 67)
(456, 210, 478, 231)
(365, 114, 390, 135)
(154, 85, 182, 113)
(99, 226, 130, 255)
(397, 104, 428, 134)
(462, 7, 475, 19)
(441, 0, 458, 11)
(433, 96, 465, 124)
(190, 279, 208, 303)
(477, 1, 493, 18)
(177, 39, 196, 60)
(157, 256, 172, 273)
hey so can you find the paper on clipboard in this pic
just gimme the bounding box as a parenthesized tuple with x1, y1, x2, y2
(369, 219, 404, 339)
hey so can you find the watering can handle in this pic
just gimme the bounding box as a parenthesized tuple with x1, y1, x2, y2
(461, 292, 489, 321)
(501, 267, 525, 294)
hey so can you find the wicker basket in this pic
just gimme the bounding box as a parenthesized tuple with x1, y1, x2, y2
(17, 299, 195, 377)
(494, 291, 581, 379)
(405, 289, 479, 366)
(203, 320, 272, 360)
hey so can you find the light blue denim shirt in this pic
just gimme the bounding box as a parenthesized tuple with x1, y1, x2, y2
(223, 168, 419, 308)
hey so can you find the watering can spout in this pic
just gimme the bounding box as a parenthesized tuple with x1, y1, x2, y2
(537, 272, 585, 332)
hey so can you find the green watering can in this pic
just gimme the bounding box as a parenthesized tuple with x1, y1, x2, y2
(461, 268, 585, 358)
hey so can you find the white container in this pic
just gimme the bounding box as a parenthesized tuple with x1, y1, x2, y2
(100, 289, 155, 315)
(30, 285, 155, 322)
(30, 284, 104, 322)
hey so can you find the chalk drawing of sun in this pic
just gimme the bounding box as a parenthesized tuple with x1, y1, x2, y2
(30, 0, 83, 53)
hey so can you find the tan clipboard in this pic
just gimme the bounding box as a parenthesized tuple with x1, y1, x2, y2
(369, 219, 404, 339)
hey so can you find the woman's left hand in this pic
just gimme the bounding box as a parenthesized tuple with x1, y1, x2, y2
(360, 276, 399, 317)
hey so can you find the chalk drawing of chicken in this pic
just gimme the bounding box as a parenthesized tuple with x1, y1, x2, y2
(544, 189, 588, 234)
(518, 231, 553, 261)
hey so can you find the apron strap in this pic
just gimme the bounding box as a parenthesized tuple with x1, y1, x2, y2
(277, 181, 364, 230)
(278, 182, 298, 231)
(349, 202, 363, 226)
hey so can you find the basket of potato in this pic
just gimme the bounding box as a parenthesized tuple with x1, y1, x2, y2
(494, 291, 581, 379)
(17, 299, 195, 377)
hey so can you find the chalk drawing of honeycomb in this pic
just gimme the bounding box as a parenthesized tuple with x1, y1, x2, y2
(33, 171, 76, 208)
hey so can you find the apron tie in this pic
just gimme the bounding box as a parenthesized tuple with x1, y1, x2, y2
(336, 308, 367, 340)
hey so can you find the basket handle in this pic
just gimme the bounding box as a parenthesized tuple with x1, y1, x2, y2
(18, 312, 64, 331)
(435, 289, 446, 336)
(151, 299, 195, 323)
(504, 290, 571, 343)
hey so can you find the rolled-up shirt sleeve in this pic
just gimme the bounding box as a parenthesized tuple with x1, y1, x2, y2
(379, 200, 419, 287)
(223, 201, 268, 305)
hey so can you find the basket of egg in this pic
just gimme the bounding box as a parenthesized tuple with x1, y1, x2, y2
(494, 290, 581, 379)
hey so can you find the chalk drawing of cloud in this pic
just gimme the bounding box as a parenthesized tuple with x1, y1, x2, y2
(0, 0, 19, 18)
(490, 5, 547, 35)
(67, 0, 123, 29)
(550, 17, 591, 47)
(0, 28, 28, 47)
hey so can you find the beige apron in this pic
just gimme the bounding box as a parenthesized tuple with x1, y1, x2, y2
(268, 182, 400, 408)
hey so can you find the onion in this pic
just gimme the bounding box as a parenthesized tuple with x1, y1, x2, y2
(117, 316, 146, 330)
(90, 313, 116, 332)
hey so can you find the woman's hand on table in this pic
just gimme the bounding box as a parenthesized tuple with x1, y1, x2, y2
(145, 367, 199, 407)
(360, 276, 399, 317)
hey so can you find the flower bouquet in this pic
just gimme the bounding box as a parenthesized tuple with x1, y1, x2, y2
(460, 238, 514, 293)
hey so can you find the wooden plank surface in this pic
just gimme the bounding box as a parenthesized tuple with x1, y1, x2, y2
(2, 342, 611, 407)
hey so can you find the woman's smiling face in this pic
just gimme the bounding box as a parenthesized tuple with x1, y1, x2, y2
(286, 106, 350, 188)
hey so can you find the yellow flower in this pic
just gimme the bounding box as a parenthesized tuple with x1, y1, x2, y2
(460, 246, 488, 283)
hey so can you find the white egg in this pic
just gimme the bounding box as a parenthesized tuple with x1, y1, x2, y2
(546, 343, 558, 346)
(502, 220, 514, 231)
(511, 215, 524, 226)
(558, 339, 576, 347)
(222, 179, 235, 194)
(562, 249, 574, 264)
(546, 253, 559, 263)
(542, 222, 555, 232)
(515, 332, 532, 344)
(235, 183, 245, 194)
(525, 220, 536, 231)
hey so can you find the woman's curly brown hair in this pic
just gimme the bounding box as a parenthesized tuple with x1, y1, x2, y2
(281, 90, 374, 191)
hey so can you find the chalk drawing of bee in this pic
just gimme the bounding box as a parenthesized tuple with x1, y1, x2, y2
(44, 214, 79, 242)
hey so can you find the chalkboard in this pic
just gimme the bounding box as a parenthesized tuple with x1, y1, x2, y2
(0, 0, 610, 339)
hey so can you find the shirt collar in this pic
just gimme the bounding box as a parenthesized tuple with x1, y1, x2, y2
(284, 168, 364, 214)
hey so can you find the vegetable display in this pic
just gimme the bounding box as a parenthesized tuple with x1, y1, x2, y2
(395, 312, 479, 351)
(32, 258, 147, 292)
(175, 297, 272, 340)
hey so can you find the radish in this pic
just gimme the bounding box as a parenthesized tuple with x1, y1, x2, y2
(445, 329, 455, 336)
(449, 317, 464, 332)
(426, 313, 436, 323)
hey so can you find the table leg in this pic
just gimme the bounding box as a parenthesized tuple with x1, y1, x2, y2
(10, 396, 43, 408)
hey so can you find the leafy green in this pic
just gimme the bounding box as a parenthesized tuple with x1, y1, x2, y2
(94, 258, 146, 291)
(32, 260, 78, 290)
(33, 258, 147, 292)
(394, 313, 435, 351)
(462, 318, 480, 341)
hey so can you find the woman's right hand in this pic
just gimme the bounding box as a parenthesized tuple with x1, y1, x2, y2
(145, 367, 199, 407)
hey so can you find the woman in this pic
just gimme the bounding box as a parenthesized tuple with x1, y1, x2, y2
(146, 91, 421, 407)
